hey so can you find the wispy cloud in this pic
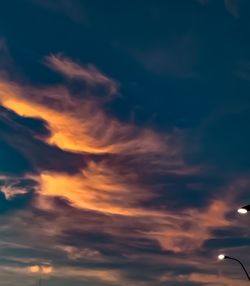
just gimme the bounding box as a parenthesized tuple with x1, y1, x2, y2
(0, 72, 167, 156)
(46, 54, 119, 95)
(0, 54, 249, 285)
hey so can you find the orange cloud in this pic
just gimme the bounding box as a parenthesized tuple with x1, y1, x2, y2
(41, 265, 53, 274)
(148, 200, 231, 253)
(28, 265, 40, 273)
(160, 272, 249, 286)
(28, 264, 53, 274)
(38, 164, 232, 254)
(38, 164, 160, 217)
(46, 54, 119, 95)
(49, 266, 122, 284)
(0, 55, 238, 266)
(0, 78, 167, 157)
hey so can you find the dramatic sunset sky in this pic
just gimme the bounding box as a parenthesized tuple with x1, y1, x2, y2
(0, 0, 250, 285)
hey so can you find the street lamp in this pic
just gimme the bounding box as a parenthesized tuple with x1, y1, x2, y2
(218, 254, 225, 260)
(237, 205, 250, 214)
(218, 254, 250, 281)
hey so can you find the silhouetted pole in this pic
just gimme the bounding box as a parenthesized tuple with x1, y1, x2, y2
(219, 254, 250, 281)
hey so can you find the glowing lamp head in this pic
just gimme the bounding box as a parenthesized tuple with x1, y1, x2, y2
(238, 208, 248, 214)
(218, 254, 225, 260)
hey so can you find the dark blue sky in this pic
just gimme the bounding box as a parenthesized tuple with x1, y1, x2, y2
(0, 0, 250, 285)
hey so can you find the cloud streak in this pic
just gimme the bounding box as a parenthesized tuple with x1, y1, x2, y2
(0, 54, 248, 285)
(46, 54, 119, 95)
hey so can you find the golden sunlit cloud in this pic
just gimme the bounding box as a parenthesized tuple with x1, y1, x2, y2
(149, 200, 231, 253)
(38, 159, 159, 217)
(41, 265, 53, 274)
(29, 265, 40, 273)
(28, 265, 53, 274)
(0, 78, 167, 156)
(0, 55, 238, 260)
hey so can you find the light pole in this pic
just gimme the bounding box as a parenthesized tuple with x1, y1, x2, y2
(218, 254, 250, 281)
(237, 205, 250, 214)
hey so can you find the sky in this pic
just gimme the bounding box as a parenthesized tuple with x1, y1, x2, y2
(0, 0, 250, 285)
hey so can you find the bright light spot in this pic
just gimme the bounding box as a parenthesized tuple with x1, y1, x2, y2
(28, 264, 53, 274)
(29, 265, 40, 273)
(238, 208, 247, 214)
(218, 254, 225, 260)
(41, 265, 53, 274)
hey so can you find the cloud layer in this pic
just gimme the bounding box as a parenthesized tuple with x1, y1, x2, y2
(0, 54, 249, 286)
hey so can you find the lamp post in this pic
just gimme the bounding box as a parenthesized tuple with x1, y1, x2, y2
(218, 254, 250, 281)
(237, 205, 250, 214)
